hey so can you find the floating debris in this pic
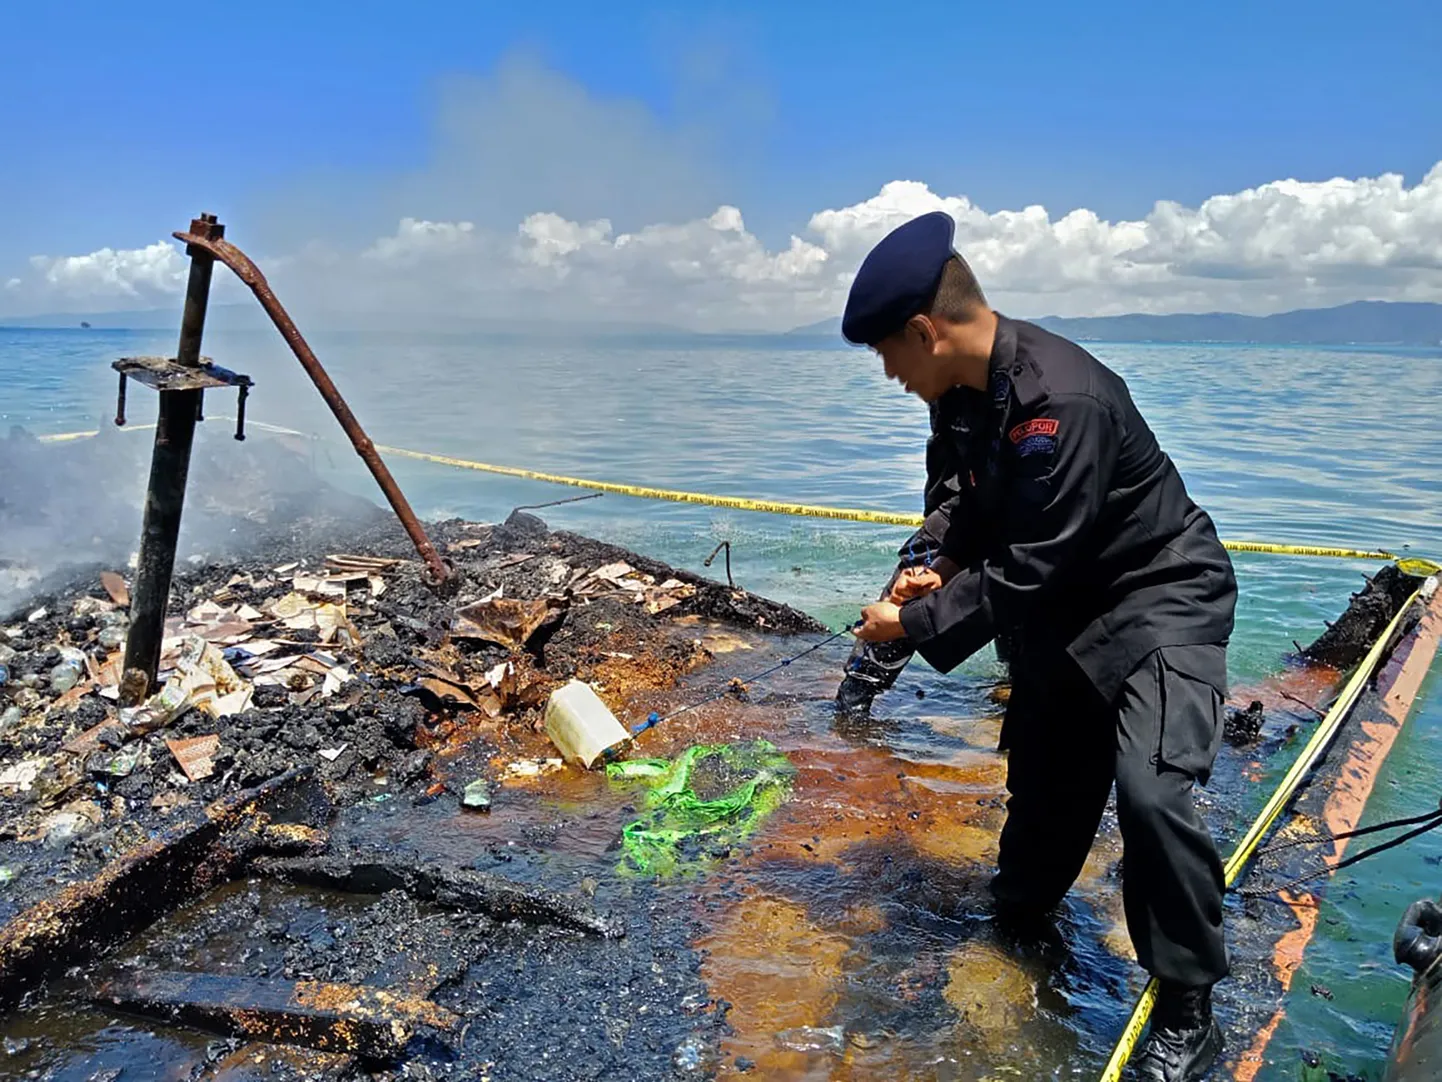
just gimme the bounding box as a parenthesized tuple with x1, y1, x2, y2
(166, 734, 221, 782)
(499, 758, 565, 781)
(775, 1025, 846, 1055)
(460, 779, 492, 811)
(544, 679, 632, 768)
(99, 571, 130, 608)
(1225, 699, 1266, 745)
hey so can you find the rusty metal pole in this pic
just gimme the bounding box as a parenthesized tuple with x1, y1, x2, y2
(120, 214, 224, 703)
(172, 227, 451, 584)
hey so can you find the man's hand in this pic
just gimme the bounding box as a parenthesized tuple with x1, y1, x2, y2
(856, 601, 906, 642)
(887, 554, 962, 603)
(889, 567, 944, 603)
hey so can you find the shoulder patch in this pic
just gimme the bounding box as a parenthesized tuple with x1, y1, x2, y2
(1014, 434, 1057, 458)
(1008, 418, 1059, 444)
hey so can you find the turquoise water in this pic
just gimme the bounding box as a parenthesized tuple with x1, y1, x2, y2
(3, 326, 1442, 1077)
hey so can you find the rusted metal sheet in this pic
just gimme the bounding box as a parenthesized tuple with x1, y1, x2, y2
(92, 970, 459, 1061)
(167, 734, 221, 782)
(1233, 579, 1442, 1080)
(452, 596, 554, 649)
(172, 226, 451, 586)
(100, 570, 130, 607)
(0, 768, 323, 1010)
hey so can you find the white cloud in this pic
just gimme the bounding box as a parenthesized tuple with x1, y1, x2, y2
(363, 218, 477, 264)
(806, 164, 1442, 316)
(516, 213, 613, 270)
(8, 163, 1442, 327)
(25, 241, 187, 306)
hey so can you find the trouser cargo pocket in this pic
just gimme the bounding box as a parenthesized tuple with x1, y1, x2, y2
(1155, 644, 1227, 785)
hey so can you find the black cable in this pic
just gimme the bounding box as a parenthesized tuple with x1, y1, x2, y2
(631, 621, 861, 735)
(1249, 799, 1442, 857)
(1235, 811, 1442, 898)
(512, 492, 604, 512)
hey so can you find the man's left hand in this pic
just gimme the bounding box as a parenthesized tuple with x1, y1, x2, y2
(856, 601, 906, 643)
(889, 567, 944, 604)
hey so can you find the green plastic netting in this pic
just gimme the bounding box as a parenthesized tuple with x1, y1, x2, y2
(605, 740, 796, 877)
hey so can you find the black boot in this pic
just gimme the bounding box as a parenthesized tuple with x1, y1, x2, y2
(835, 640, 913, 715)
(1132, 983, 1223, 1081)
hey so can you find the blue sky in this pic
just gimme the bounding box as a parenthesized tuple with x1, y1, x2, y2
(2, 0, 1439, 324)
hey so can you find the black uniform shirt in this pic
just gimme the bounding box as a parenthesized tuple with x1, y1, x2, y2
(923, 399, 966, 517)
(897, 315, 1238, 701)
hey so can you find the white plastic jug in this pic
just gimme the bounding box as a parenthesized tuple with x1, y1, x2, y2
(544, 680, 632, 769)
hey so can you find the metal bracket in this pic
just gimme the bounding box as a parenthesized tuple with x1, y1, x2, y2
(112, 357, 255, 440)
(112, 356, 253, 393)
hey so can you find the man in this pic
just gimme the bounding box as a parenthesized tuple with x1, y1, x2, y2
(844, 211, 1237, 1082)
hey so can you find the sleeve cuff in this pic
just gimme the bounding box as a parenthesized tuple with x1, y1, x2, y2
(899, 596, 936, 645)
(898, 570, 994, 673)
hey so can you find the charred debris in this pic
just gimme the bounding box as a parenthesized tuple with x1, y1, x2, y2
(0, 482, 820, 1077)
(0, 500, 818, 916)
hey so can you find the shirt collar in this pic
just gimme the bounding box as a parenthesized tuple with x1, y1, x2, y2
(989, 313, 1018, 376)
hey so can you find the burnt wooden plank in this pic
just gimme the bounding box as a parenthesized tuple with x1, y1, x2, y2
(256, 851, 623, 938)
(93, 970, 459, 1061)
(202, 913, 477, 1079)
(0, 769, 325, 1010)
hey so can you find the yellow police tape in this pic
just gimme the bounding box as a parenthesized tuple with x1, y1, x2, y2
(37, 423, 1400, 561)
(1097, 585, 1424, 1081)
(373, 443, 930, 527)
(370, 445, 1400, 561)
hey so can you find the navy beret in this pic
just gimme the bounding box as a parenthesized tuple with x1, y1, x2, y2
(841, 211, 957, 346)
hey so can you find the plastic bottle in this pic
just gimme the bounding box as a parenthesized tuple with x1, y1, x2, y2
(544, 680, 631, 768)
(49, 648, 87, 694)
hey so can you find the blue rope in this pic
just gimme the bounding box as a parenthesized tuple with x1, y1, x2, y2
(906, 536, 935, 569)
(631, 620, 862, 736)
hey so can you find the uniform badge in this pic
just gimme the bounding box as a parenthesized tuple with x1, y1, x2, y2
(1009, 418, 1059, 442)
(1009, 418, 1059, 458)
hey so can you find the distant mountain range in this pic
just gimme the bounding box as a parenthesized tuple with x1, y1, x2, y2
(6, 299, 1442, 346)
(788, 301, 1442, 346)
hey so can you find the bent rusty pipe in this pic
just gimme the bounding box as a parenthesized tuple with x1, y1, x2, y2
(173, 229, 451, 584)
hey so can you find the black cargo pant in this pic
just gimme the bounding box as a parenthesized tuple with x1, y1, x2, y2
(990, 641, 1229, 987)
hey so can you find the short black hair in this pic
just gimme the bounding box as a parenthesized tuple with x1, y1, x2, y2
(924, 255, 987, 320)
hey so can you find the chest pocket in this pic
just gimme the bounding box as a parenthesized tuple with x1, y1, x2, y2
(952, 382, 1032, 534)
(947, 416, 1005, 539)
